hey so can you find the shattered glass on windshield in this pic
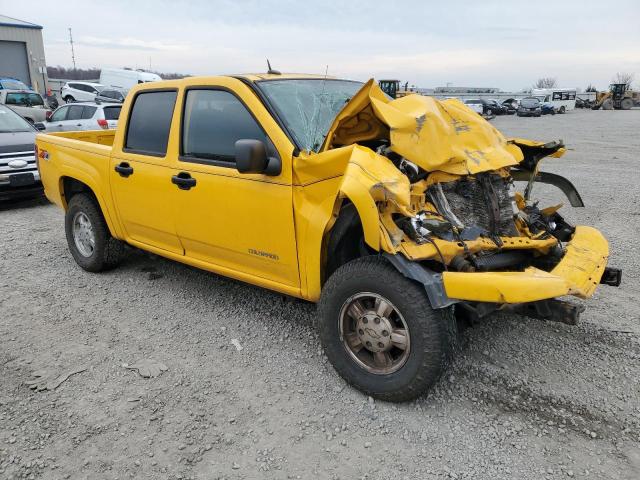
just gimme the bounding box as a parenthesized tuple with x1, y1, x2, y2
(258, 79, 363, 152)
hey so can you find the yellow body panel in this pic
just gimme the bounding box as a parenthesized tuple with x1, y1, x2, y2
(442, 227, 608, 302)
(35, 74, 612, 307)
(322, 79, 524, 175)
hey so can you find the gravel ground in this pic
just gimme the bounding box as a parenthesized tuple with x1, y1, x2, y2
(1, 109, 639, 480)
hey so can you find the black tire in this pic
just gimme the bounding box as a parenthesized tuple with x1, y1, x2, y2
(64, 96, 75, 103)
(318, 256, 457, 402)
(620, 98, 633, 110)
(64, 193, 124, 272)
(559, 106, 566, 114)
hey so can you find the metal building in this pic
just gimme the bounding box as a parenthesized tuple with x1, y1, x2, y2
(0, 15, 48, 93)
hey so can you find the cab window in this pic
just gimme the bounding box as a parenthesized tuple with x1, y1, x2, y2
(125, 90, 177, 156)
(181, 89, 267, 164)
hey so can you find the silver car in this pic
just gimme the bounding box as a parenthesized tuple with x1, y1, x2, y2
(45, 102, 122, 132)
(0, 90, 49, 124)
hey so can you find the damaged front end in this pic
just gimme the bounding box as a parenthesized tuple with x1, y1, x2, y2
(310, 79, 621, 323)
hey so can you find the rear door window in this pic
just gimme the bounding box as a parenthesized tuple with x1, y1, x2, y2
(181, 89, 267, 164)
(67, 105, 85, 120)
(81, 106, 97, 119)
(103, 106, 121, 120)
(125, 90, 177, 156)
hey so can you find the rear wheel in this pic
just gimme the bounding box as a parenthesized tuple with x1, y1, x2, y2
(65, 193, 124, 272)
(620, 98, 633, 110)
(318, 256, 456, 402)
(559, 106, 566, 114)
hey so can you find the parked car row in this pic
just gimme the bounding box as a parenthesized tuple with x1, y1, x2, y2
(463, 96, 574, 118)
(463, 98, 516, 116)
(61, 81, 126, 104)
(1, 69, 155, 200)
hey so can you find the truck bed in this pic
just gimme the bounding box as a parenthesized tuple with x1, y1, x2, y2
(40, 129, 116, 147)
(35, 130, 116, 212)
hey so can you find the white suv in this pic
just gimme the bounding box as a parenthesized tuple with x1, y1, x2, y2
(44, 102, 121, 132)
(60, 82, 104, 103)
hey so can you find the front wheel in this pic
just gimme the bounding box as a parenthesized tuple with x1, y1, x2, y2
(318, 256, 456, 402)
(65, 193, 124, 272)
(559, 106, 566, 114)
(64, 96, 75, 103)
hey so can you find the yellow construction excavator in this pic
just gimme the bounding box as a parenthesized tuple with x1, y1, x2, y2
(592, 83, 639, 110)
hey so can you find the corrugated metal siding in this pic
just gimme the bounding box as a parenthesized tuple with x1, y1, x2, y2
(0, 25, 48, 93)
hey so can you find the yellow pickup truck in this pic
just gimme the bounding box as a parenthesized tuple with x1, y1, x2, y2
(35, 73, 621, 401)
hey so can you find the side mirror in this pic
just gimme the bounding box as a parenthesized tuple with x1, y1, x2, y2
(34, 122, 46, 131)
(235, 139, 281, 176)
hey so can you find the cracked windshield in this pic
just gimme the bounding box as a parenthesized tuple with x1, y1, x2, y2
(258, 79, 363, 152)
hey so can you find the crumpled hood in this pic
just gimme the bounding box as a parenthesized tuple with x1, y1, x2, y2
(321, 79, 524, 175)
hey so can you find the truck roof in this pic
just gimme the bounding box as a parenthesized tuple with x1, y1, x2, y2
(132, 73, 339, 88)
(233, 73, 338, 82)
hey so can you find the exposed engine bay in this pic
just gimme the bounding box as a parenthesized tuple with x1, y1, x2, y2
(374, 138, 573, 276)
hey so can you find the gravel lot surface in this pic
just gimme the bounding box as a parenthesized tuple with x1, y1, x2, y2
(1, 109, 639, 480)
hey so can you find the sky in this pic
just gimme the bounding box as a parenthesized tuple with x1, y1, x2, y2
(3, 0, 639, 91)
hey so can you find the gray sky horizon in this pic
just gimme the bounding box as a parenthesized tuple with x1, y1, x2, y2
(3, 0, 639, 91)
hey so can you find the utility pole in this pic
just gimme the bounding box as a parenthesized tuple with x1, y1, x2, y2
(68, 28, 76, 70)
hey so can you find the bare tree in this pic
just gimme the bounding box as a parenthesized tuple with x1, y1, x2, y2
(612, 72, 634, 86)
(46, 65, 190, 81)
(534, 77, 557, 89)
(585, 84, 597, 92)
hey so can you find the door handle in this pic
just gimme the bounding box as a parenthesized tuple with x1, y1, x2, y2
(76, 124, 82, 127)
(114, 162, 134, 178)
(171, 172, 196, 190)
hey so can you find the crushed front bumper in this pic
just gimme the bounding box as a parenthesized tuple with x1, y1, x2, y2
(441, 226, 611, 303)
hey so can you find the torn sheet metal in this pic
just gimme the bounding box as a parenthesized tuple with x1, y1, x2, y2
(321, 79, 524, 175)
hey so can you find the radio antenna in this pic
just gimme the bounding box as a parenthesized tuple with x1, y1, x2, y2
(266, 59, 281, 75)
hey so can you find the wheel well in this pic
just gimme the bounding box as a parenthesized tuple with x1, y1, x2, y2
(61, 177, 98, 209)
(323, 202, 368, 283)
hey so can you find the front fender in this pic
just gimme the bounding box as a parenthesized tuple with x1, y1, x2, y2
(295, 145, 411, 301)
